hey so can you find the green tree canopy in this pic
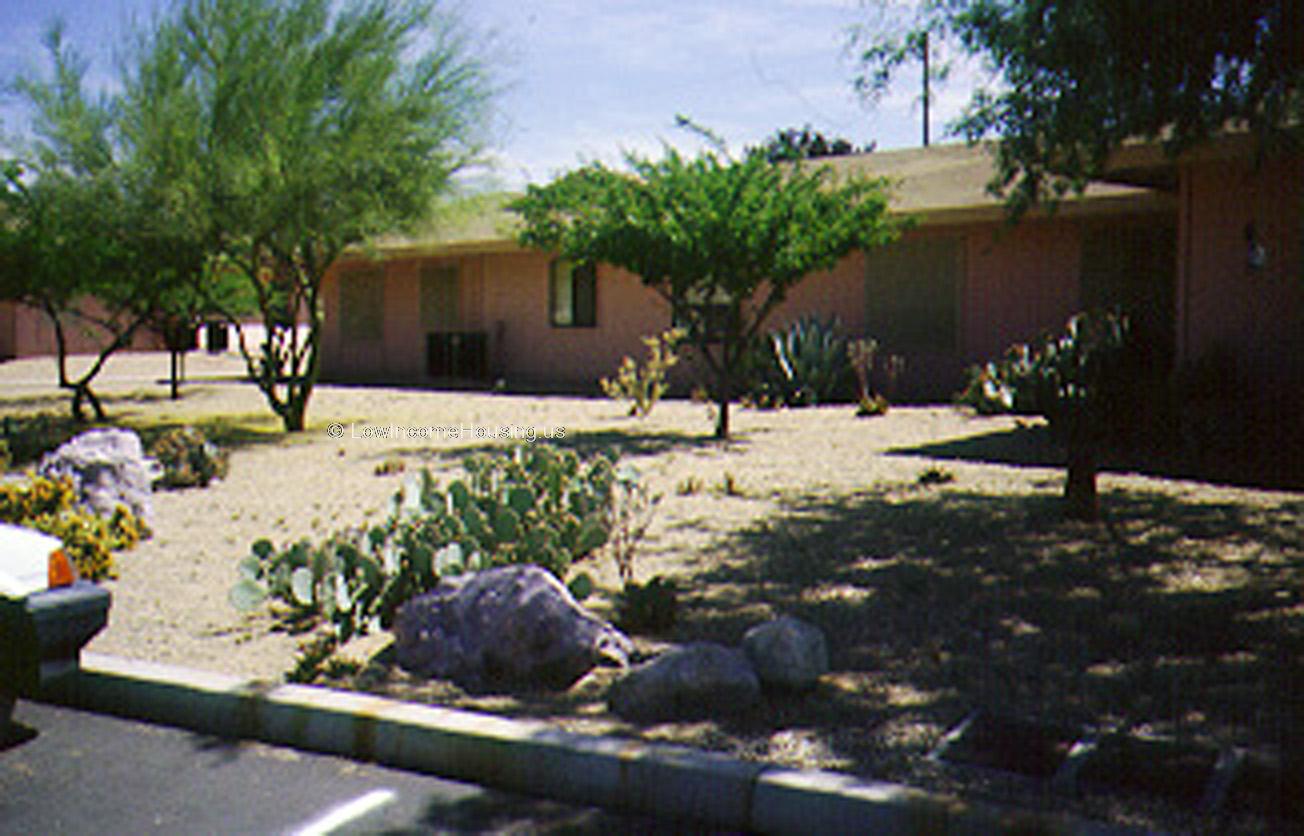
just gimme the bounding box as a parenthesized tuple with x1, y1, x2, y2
(1, 26, 208, 420)
(854, 0, 1304, 213)
(753, 125, 875, 163)
(123, 0, 494, 430)
(511, 144, 902, 438)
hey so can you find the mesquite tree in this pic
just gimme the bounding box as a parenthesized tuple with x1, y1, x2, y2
(511, 142, 901, 439)
(854, 0, 1304, 215)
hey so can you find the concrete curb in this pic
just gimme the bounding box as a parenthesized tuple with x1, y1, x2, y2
(41, 654, 1120, 834)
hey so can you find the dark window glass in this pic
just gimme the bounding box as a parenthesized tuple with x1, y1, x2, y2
(550, 260, 597, 327)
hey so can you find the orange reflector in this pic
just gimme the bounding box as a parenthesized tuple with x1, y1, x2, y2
(48, 549, 77, 589)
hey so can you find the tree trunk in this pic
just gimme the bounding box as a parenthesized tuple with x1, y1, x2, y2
(1064, 443, 1099, 521)
(69, 383, 105, 423)
(69, 387, 86, 423)
(170, 350, 181, 400)
(281, 398, 307, 433)
(714, 391, 730, 439)
(714, 355, 731, 439)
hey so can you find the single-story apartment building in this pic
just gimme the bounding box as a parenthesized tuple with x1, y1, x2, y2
(0, 302, 300, 362)
(0, 297, 168, 360)
(320, 141, 1191, 401)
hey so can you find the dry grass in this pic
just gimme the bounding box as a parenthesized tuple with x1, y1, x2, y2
(2, 352, 1301, 832)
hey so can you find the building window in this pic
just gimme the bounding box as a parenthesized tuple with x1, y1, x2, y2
(420, 264, 461, 331)
(864, 237, 960, 352)
(340, 266, 384, 342)
(549, 260, 597, 327)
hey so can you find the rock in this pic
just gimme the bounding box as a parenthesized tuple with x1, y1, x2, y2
(392, 564, 633, 692)
(742, 616, 828, 691)
(608, 642, 760, 721)
(38, 428, 160, 522)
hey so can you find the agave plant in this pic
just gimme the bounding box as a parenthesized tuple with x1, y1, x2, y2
(767, 315, 852, 406)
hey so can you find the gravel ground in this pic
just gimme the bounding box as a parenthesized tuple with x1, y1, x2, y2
(3, 350, 1301, 832)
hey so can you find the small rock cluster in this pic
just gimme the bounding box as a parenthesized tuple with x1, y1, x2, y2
(608, 615, 829, 722)
(392, 566, 830, 722)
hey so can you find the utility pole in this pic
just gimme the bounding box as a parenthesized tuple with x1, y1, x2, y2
(921, 31, 930, 147)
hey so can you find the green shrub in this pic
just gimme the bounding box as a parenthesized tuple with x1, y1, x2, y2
(0, 473, 147, 580)
(716, 471, 746, 497)
(148, 427, 230, 489)
(0, 413, 79, 469)
(847, 338, 900, 416)
(675, 475, 703, 496)
(231, 444, 647, 655)
(616, 575, 678, 634)
(600, 327, 685, 417)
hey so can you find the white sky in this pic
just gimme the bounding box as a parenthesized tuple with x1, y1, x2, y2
(0, 0, 987, 190)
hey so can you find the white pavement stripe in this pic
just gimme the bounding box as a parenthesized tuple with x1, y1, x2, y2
(289, 788, 398, 836)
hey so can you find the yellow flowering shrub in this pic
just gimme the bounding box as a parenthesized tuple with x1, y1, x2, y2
(0, 473, 148, 581)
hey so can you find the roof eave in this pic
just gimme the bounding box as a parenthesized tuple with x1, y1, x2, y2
(911, 190, 1173, 226)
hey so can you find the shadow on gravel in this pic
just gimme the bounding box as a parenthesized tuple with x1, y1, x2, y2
(383, 427, 731, 465)
(673, 486, 1304, 823)
(889, 422, 1304, 492)
(0, 400, 291, 468)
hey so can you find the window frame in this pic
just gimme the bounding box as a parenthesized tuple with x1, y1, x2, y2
(549, 259, 597, 328)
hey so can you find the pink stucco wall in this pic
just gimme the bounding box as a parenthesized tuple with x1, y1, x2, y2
(321, 210, 1174, 400)
(770, 219, 1102, 399)
(960, 221, 1086, 362)
(0, 298, 167, 360)
(481, 252, 673, 390)
(1178, 154, 1304, 398)
(322, 251, 675, 391)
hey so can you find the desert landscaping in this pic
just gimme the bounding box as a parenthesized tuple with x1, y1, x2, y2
(3, 351, 1302, 832)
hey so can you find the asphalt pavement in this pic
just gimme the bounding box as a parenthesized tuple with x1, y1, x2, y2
(0, 701, 715, 835)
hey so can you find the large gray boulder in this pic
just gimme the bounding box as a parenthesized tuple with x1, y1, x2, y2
(608, 642, 760, 721)
(38, 428, 159, 522)
(392, 565, 634, 692)
(742, 615, 829, 691)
